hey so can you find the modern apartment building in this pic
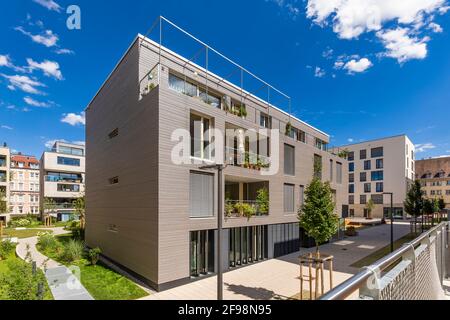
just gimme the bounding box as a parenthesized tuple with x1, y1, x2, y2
(39, 141, 85, 221)
(9, 154, 40, 216)
(416, 156, 450, 208)
(85, 23, 348, 291)
(0, 144, 11, 224)
(334, 135, 415, 219)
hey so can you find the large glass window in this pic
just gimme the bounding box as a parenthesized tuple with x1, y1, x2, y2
(376, 182, 384, 193)
(371, 171, 384, 181)
(348, 152, 354, 161)
(260, 113, 272, 129)
(349, 184, 354, 194)
(190, 113, 212, 160)
(190, 230, 214, 277)
(364, 160, 371, 170)
(376, 159, 384, 169)
(284, 184, 295, 213)
(360, 172, 367, 182)
(315, 138, 327, 151)
(349, 162, 355, 172)
(46, 172, 83, 183)
(371, 147, 384, 158)
(229, 226, 267, 267)
(360, 149, 367, 160)
(189, 172, 214, 218)
(199, 87, 221, 109)
(57, 156, 80, 166)
(57, 184, 80, 192)
(360, 195, 367, 204)
(284, 144, 295, 176)
(59, 146, 84, 156)
(169, 73, 197, 97)
(371, 194, 384, 204)
(364, 183, 371, 193)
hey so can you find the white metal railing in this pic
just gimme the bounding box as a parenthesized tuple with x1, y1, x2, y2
(320, 222, 449, 300)
(139, 62, 160, 98)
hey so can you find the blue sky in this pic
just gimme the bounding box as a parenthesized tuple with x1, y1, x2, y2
(1, 0, 449, 159)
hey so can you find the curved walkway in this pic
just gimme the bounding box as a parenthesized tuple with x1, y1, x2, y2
(15, 227, 94, 300)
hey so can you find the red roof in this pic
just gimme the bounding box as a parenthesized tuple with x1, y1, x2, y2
(11, 155, 39, 169)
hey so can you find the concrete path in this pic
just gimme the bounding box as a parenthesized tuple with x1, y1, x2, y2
(15, 227, 94, 300)
(142, 223, 411, 300)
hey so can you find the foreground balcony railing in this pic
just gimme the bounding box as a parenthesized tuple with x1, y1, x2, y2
(45, 176, 83, 183)
(320, 222, 449, 300)
(225, 200, 268, 218)
(225, 147, 270, 170)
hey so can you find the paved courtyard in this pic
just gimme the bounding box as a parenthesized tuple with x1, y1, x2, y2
(142, 222, 411, 300)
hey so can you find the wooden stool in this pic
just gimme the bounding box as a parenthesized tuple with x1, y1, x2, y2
(299, 252, 334, 300)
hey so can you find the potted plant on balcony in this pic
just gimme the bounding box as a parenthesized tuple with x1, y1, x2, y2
(225, 198, 234, 218)
(238, 105, 247, 119)
(285, 121, 292, 136)
(256, 187, 269, 216)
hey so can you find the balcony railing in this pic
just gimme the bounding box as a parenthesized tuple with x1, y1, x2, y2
(225, 147, 270, 170)
(225, 200, 268, 218)
(45, 175, 83, 183)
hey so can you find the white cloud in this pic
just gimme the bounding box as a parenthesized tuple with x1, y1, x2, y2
(33, 0, 62, 12)
(1, 74, 46, 95)
(0, 55, 10, 67)
(322, 48, 334, 59)
(347, 138, 354, 143)
(377, 27, 428, 63)
(55, 48, 75, 55)
(61, 112, 86, 126)
(415, 142, 436, 153)
(334, 61, 345, 69)
(15, 26, 59, 47)
(45, 139, 67, 149)
(26, 58, 63, 80)
(343, 57, 373, 73)
(314, 66, 326, 77)
(428, 22, 443, 32)
(306, 0, 449, 64)
(24, 96, 50, 108)
(1, 125, 13, 130)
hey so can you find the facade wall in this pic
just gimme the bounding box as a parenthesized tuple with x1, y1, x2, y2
(0, 147, 10, 221)
(416, 156, 450, 208)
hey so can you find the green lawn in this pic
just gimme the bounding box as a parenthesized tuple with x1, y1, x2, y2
(350, 233, 419, 268)
(1, 228, 52, 239)
(0, 249, 53, 300)
(37, 234, 148, 300)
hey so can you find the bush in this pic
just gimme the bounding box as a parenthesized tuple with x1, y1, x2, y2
(62, 239, 84, 262)
(88, 247, 102, 266)
(37, 232, 58, 251)
(345, 226, 358, 237)
(0, 240, 15, 260)
(9, 218, 32, 228)
(65, 220, 84, 240)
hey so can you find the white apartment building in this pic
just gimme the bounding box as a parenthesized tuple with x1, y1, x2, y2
(9, 154, 40, 216)
(336, 135, 415, 219)
(40, 141, 85, 221)
(0, 144, 10, 224)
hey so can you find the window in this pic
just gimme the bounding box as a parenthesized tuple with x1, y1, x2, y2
(284, 184, 295, 213)
(190, 113, 212, 160)
(286, 126, 306, 143)
(376, 182, 384, 193)
(260, 113, 272, 129)
(446, 190, 450, 195)
(57, 156, 80, 166)
(314, 154, 322, 179)
(336, 162, 342, 184)
(376, 159, 384, 169)
(108, 176, 119, 185)
(169, 73, 197, 97)
(371, 171, 384, 181)
(190, 230, 215, 277)
(371, 147, 384, 158)
(364, 183, 371, 193)
(349, 162, 354, 172)
(364, 160, 371, 170)
(348, 152, 354, 161)
(349, 184, 354, 194)
(59, 146, 84, 156)
(360, 195, 367, 205)
(284, 144, 295, 176)
(326, 160, 332, 182)
(299, 185, 305, 208)
(199, 87, 221, 109)
(349, 195, 354, 205)
(431, 190, 436, 196)
(447, 181, 450, 186)
(349, 173, 354, 183)
(57, 184, 80, 192)
(190, 172, 214, 218)
(436, 190, 442, 196)
(108, 128, 119, 139)
(360, 149, 367, 160)
(371, 194, 384, 204)
(229, 226, 268, 267)
(360, 172, 367, 182)
(315, 138, 327, 151)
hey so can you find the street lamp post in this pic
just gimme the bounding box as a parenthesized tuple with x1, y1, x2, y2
(383, 192, 394, 253)
(199, 163, 226, 300)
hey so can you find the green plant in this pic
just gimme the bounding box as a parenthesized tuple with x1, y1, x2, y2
(337, 149, 349, 159)
(224, 200, 234, 217)
(37, 232, 58, 251)
(438, 197, 446, 211)
(285, 122, 292, 136)
(238, 105, 247, 118)
(256, 188, 269, 215)
(73, 194, 85, 230)
(298, 178, 338, 254)
(233, 202, 256, 221)
(0, 189, 7, 214)
(88, 247, 102, 266)
(365, 199, 375, 220)
(65, 220, 84, 240)
(61, 239, 84, 262)
(9, 218, 32, 228)
(0, 239, 15, 260)
(345, 226, 358, 237)
(404, 180, 424, 233)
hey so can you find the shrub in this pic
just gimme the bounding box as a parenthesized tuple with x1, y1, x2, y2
(37, 232, 58, 251)
(88, 247, 102, 266)
(9, 218, 32, 228)
(0, 239, 15, 260)
(345, 226, 358, 237)
(65, 220, 84, 240)
(62, 239, 84, 262)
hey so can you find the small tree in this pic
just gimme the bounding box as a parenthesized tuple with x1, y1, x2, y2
(438, 197, 445, 211)
(73, 194, 85, 230)
(255, 187, 269, 215)
(0, 188, 7, 214)
(404, 180, 424, 234)
(298, 178, 338, 255)
(365, 199, 375, 220)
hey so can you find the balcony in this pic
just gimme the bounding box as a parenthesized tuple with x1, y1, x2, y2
(225, 181, 269, 219)
(45, 175, 83, 183)
(225, 147, 270, 171)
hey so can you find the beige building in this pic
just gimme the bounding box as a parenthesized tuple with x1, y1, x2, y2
(416, 156, 450, 208)
(85, 23, 348, 291)
(9, 154, 40, 216)
(40, 141, 85, 222)
(335, 135, 415, 219)
(0, 144, 11, 224)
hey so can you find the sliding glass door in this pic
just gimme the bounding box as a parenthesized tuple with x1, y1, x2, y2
(190, 230, 215, 277)
(229, 226, 268, 268)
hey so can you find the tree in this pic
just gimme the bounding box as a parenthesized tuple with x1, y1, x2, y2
(438, 197, 445, 211)
(73, 194, 85, 229)
(298, 177, 338, 255)
(255, 187, 269, 215)
(365, 198, 375, 220)
(404, 180, 424, 233)
(423, 199, 434, 215)
(0, 188, 7, 214)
